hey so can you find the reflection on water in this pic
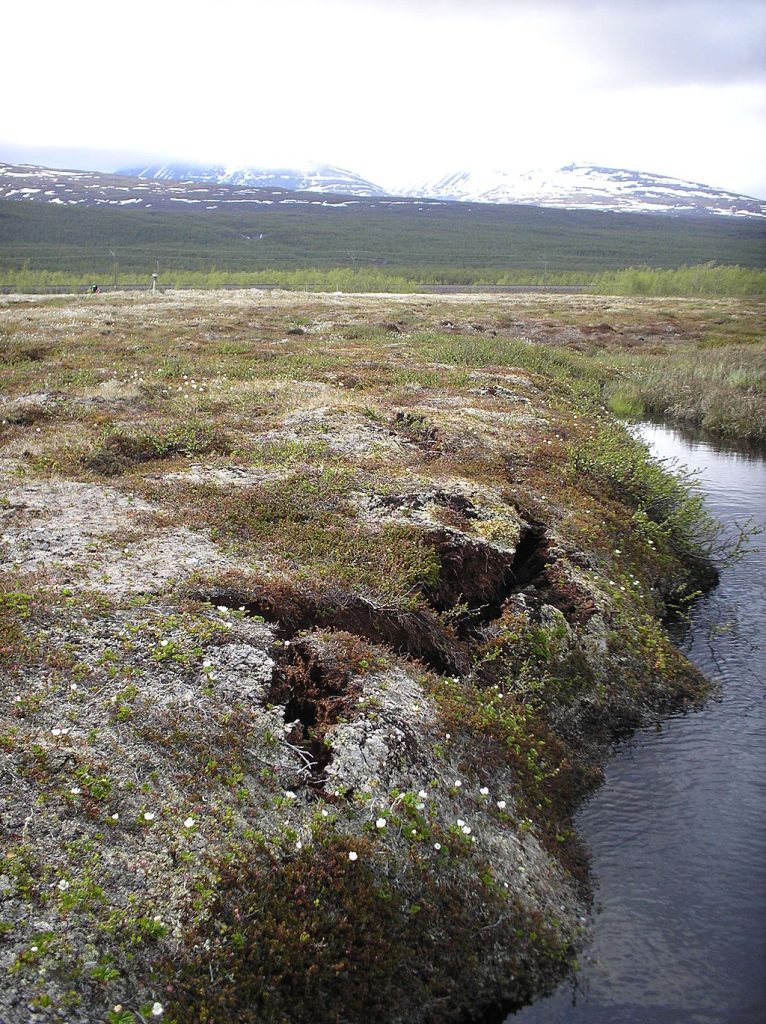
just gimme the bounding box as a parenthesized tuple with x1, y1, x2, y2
(510, 422, 766, 1024)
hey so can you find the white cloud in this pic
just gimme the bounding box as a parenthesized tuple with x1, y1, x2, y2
(4, 0, 765, 197)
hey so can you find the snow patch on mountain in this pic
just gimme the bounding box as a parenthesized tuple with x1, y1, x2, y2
(119, 162, 388, 198)
(400, 164, 766, 218)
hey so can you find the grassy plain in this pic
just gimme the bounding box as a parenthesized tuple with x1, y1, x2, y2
(0, 289, 760, 1023)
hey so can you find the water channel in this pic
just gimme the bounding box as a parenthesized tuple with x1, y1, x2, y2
(510, 421, 766, 1024)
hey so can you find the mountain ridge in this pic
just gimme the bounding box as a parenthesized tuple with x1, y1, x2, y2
(4, 156, 766, 223)
(399, 163, 766, 217)
(119, 161, 388, 198)
(118, 160, 766, 218)
(2, 158, 764, 219)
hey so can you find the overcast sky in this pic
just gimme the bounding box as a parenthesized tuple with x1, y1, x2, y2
(3, 0, 765, 196)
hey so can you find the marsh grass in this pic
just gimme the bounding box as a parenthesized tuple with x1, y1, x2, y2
(604, 388, 646, 420)
(596, 348, 766, 440)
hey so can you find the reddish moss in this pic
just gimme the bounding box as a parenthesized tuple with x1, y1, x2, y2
(165, 835, 570, 1024)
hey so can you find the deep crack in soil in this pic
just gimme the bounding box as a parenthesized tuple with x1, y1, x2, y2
(198, 513, 597, 791)
(267, 638, 363, 788)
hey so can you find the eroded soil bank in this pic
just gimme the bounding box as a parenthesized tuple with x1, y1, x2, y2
(0, 291, 731, 1023)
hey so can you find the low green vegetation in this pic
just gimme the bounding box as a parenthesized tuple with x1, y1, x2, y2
(590, 262, 766, 296)
(2, 262, 766, 297)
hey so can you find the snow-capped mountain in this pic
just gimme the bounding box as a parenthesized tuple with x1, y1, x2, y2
(118, 162, 388, 198)
(2, 159, 764, 219)
(0, 162, 412, 211)
(401, 164, 766, 218)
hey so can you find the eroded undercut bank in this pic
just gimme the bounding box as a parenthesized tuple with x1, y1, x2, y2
(203, 504, 590, 664)
(195, 507, 608, 795)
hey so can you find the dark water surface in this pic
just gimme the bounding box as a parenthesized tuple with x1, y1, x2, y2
(510, 422, 766, 1024)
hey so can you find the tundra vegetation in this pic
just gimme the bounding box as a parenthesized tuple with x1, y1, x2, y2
(0, 289, 762, 1023)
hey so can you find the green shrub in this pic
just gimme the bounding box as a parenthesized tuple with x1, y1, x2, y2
(80, 422, 229, 476)
(566, 422, 719, 561)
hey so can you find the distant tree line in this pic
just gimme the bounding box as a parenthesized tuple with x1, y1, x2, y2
(1, 263, 764, 296)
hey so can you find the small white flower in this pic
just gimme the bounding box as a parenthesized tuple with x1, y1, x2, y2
(151, 1003, 164, 1017)
(411, 828, 417, 835)
(184, 817, 195, 828)
(376, 818, 386, 828)
(462, 825, 472, 835)
(321, 809, 329, 817)
(143, 811, 155, 821)
(202, 659, 212, 668)
(480, 787, 489, 795)
(348, 851, 358, 861)
(295, 840, 302, 850)
(418, 790, 428, 799)
(51, 728, 62, 736)
(160, 639, 169, 647)
(416, 802, 424, 810)
(111, 812, 119, 820)
(217, 605, 229, 613)
(453, 780, 462, 788)
(57, 878, 70, 891)
(70, 787, 81, 795)
(284, 791, 296, 800)
(70, 683, 78, 691)
(445, 733, 451, 740)
(456, 819, 465, 827)
(153, 915, 163, 923)
(433, 843, 441, 850)
(497, 800, 506, 810)
(30, 945, 39, 952)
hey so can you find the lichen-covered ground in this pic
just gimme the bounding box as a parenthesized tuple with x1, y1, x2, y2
(0, 290, 739, 1023)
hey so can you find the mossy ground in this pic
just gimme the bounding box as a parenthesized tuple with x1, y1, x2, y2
(0, 289, 750, 1023)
